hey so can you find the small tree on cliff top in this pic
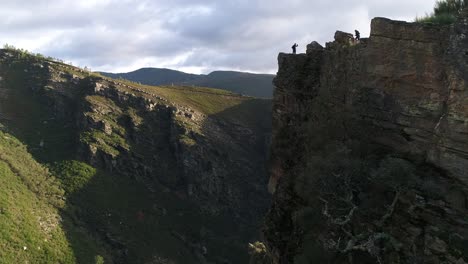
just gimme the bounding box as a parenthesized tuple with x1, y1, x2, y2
(416, 0, 467, 24)
(434, 0, 467, 15)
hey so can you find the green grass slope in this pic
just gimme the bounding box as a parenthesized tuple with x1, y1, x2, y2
(0, 131, 85, 263)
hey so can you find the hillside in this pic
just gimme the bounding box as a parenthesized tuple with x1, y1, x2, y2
(0, 48, 272, 263)
(261, 14, 468, 264)
(99, 68, 275, 98)
(0, 131, 106, 263)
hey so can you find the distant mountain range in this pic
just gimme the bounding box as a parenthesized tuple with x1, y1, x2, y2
(99, 68, 275, 98)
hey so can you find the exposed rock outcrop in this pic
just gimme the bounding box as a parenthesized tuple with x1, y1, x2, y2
(77, 78, 271, 219)
(265, 14, 468, 264)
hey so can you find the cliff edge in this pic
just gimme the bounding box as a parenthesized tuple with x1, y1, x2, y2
(264, 13, 468, 264)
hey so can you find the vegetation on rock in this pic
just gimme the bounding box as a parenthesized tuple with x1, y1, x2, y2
(49, 160, 97, 194)
(416, 0, 467, 24)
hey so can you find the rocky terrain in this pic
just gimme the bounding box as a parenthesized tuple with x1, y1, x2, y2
(263, 11, 468, 264)
(0, 49, 271, 263)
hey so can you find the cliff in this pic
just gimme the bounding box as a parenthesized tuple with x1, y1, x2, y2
(265, 13, 468, 264)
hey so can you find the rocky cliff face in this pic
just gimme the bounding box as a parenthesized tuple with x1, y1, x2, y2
(80, 77, 271, 218)
(265, 14, 468, 264)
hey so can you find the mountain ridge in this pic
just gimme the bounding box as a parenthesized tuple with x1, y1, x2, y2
(99, 68, 275, 98)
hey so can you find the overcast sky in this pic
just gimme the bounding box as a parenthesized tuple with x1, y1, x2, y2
(1, 0, 435, 74)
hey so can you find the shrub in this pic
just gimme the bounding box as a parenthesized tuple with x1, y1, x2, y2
(416, 13, 458, 24)
(3, 43, 16, 50)
(49, 160, 97, 194)
(434, 0, 467, 15)
(94, 255, 105, 264)
(416, 0, 467, 24)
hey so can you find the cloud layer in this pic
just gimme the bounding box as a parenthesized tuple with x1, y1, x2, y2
(0, 0, 435, 73)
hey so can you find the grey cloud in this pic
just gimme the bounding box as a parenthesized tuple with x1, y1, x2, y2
(0, 0, 435, 74)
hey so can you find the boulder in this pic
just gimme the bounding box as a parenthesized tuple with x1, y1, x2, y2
(334, 30, 354, 44)
(306, 41, 324, 54)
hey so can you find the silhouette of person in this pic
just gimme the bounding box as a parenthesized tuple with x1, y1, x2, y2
(291, 43, 298, 54)
(355, 30, 361, 41)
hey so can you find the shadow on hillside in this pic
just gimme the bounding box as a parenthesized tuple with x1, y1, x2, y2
(0, 59, 79, 163)
(61, 168, 212, 264)
(58, 97, 272, 264)
(200, 98, 273, 221)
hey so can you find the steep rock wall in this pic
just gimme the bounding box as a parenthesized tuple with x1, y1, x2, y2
(80, 77, 271, 218)
(266, 15, 468, 264)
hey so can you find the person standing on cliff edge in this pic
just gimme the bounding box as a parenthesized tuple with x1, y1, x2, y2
(292, 43, 298, 54)
(355, 30, 360, 41)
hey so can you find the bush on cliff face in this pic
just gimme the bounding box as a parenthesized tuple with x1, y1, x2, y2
(248, 241, 273, 264)
(49, 160, 97, 194)
(434, 0, 467, 15)
(416, 0, 467, 24)
(292, 138, 423, 263)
